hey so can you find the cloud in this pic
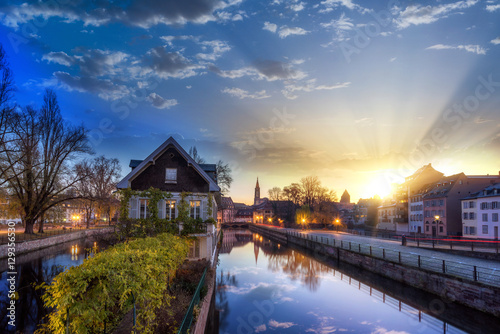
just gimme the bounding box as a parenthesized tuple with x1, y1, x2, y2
(320, 0, 370, 13)
(426, 44, 487, 55)
(43, 49, 129, 77)
(491, 37, 500, 45)
(252, 59, 306, 81)
(53, 71, 130, 100)
(282, 79, 350, 99)
(263, 21, 278, 33)
(289, 2, 306, 12)
(394, 0, 479, 29)
(147, 93, 178, 109)
(221, 87, 270, 99)
(321, 13, 355, 42)
(255, 324, 267, 333)
(0, 0, 242, 29)
(486, 4, 500, 12)
(278, 26, 309, 38)
(196, 40, 231, 61)
(268, 319, 296, 329)
(371, 328, 410, 334)
(390, 57, 397, 62)
(143, 47, 199, 78)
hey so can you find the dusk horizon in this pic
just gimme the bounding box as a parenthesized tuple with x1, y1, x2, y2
(1, 0, 499, 203)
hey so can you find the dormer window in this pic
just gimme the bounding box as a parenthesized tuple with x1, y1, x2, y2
(165, 168, 177, 183)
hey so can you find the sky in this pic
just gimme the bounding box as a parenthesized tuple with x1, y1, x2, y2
(0, 0, 499, 204)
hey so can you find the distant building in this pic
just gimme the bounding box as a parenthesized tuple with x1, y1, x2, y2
(423, 173, 499, 237)
(462, 183, 500, 239)
(377, 201, 397, 231)
(340, 190, 350, 204)
(218, 196, 235, 224)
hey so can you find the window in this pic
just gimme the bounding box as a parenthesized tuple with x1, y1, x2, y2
(493, 213, 499, 222)
(492, 202, 498, 209)
(469, 201, 475, 208)
(463, 212, 468, 220)
(481, 202, 488, 210)
(190, 200, 201, 219)
(464, 226, 469, 235)
(439, 199, 444, 206)
(482, 213, 488, 222)
(188, 239, 200, 258)
(165, 168, 177, 183)
(426, 225, 429, 232)
(165, 200, 176, 220)
(463, 202, 468, 209)
(482, 225, 488, 234)
(470, 227, 476, 235)
(470, 212, 475, 220)
(439, 226, 443, 233)
(139, 199, 150, 219)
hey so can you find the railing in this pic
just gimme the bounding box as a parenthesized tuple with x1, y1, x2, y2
(287, 231, 500, 288)
(0, 225, 112, 245)
(177, 266, 208, 334)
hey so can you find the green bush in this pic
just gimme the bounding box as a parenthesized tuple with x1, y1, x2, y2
(36, 233, 189, 334)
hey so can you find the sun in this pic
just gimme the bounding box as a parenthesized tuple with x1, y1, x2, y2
(362, 174, 393, 199)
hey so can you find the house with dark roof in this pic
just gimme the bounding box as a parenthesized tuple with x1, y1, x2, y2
(117, 136, 220, 262)
(462, 183, 500, 239)
(423, 173, 499, 237)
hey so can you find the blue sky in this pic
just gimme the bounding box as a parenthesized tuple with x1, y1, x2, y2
(1, 0, 499, 203)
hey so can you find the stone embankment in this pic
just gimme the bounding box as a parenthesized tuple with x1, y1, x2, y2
(249, 224, 500, 317)
(0, 227, 114, 259)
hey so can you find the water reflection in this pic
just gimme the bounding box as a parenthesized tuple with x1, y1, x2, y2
(0, 238, 106, 333)
(217, 230, 499, 334)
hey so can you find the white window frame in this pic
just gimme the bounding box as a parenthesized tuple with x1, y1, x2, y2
(493, 213, 499, 222)
(165, 168, 177, 184)
(482, 225, 488, 234)
(482, 213, 488, 222)
(139, 199, 150, 219)
(190, 200, 201, 219)
(165, 200, 176, 220)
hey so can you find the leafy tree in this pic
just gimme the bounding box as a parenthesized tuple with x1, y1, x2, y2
(1, 89, 92, 234)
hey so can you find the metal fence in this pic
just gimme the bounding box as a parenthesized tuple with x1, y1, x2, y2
(287, 231, 500, 288)
(177, 266, 208, 334)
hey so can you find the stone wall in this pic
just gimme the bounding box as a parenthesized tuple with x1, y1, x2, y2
(0, 227, 114, 259)
(253, 224, 500, 317)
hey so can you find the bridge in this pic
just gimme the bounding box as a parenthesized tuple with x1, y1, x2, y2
(221, 221, 250, 229)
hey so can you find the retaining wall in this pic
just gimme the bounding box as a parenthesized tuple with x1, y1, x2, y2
(0, 227, 114, 259)
(250, 224, 500, 317)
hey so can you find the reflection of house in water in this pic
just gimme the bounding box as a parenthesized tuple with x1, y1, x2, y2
(220, 229, 253, 254)
(252, 233, 288, 265)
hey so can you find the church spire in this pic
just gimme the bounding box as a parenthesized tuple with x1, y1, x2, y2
(254, 177, 261, 205)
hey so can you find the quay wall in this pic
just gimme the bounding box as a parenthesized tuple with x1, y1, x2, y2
(249, 224, 500, 317)
(0, 227, 114, 259)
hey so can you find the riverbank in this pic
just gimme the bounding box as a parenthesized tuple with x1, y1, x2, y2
(0, 227, 114, 259)
(250, 224, 500, 317)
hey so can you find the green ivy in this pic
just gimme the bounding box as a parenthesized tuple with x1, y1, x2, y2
(36, 233, 189, 334)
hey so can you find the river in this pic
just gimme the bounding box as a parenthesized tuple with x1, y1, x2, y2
(215, 229, 500, 334)
(0, 237, 107, 333)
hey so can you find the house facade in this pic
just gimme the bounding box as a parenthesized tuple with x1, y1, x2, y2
(423, 173, 499, 237)
(116, 136, 220, 262)
(377, 201, 397, 231)
(462, 183, 500, 239)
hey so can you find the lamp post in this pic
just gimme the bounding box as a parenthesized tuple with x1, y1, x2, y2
(335, 219, 340, 232)
(433, 215, 440, 238)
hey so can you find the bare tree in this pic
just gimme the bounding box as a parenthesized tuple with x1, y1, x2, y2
(282, 183, 302, 204)
(74, 156, 121, 228)
(216, 160, 233, 195)
(1, 89, 92, 234)
(268, 187, 282, 201)
(188, 146, 206, 164)
(300, 176, 321, 207)
(0, 43, 17, 186)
